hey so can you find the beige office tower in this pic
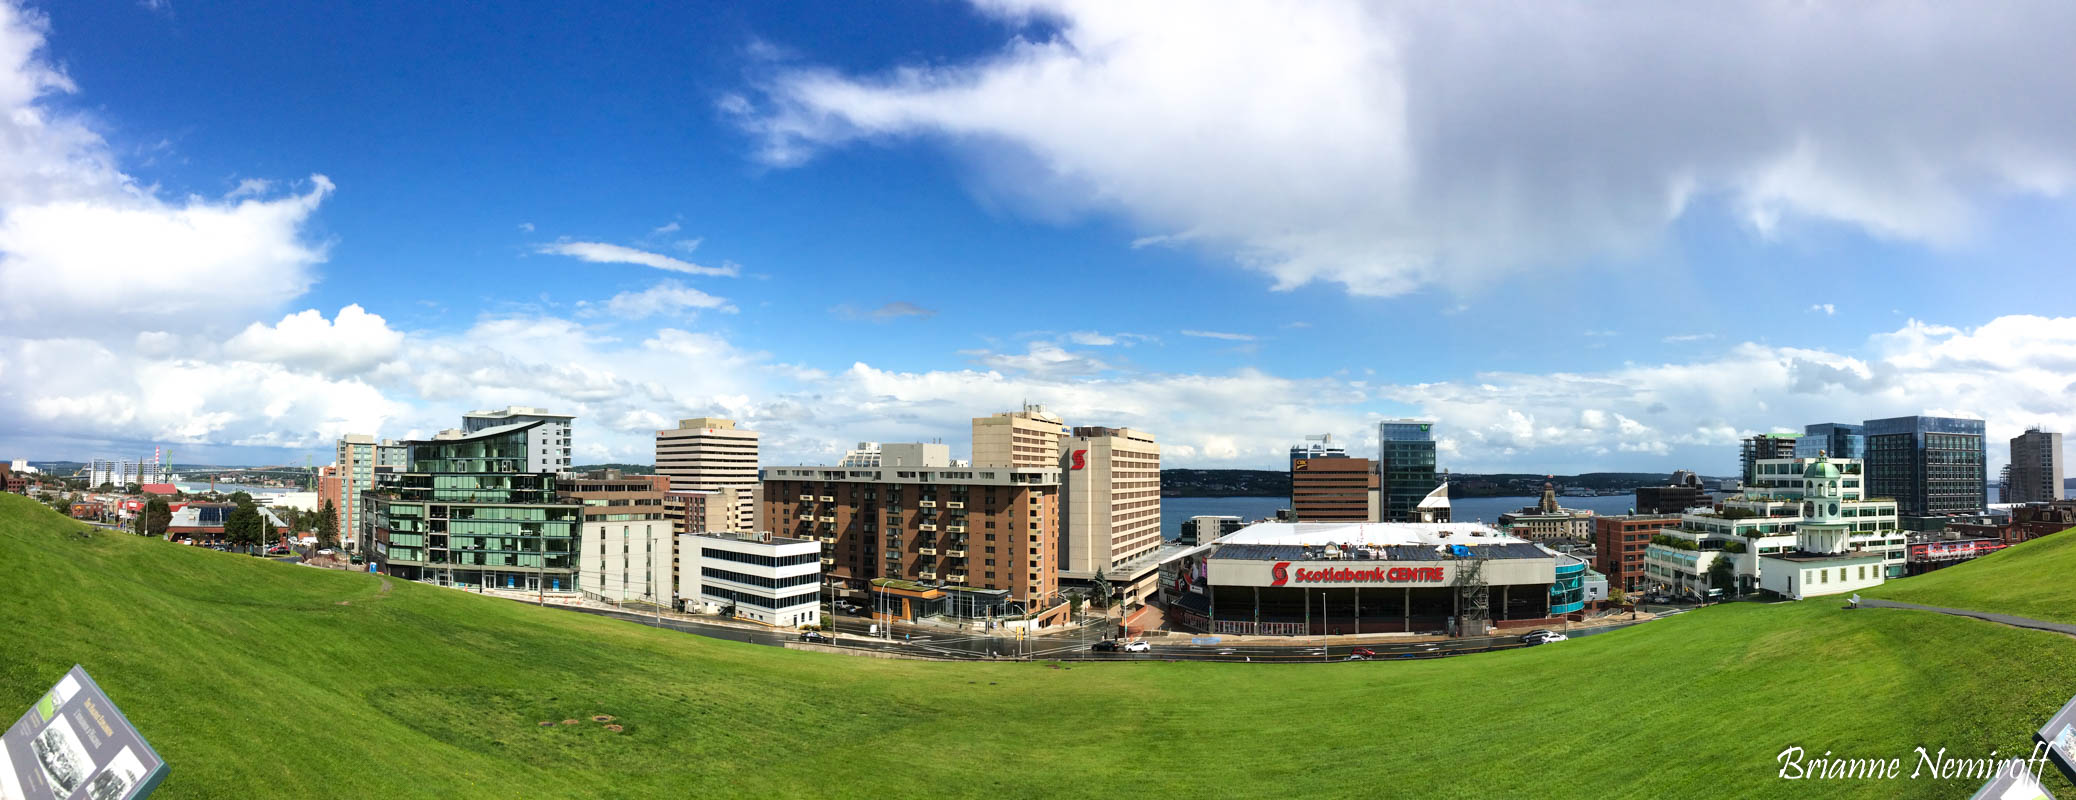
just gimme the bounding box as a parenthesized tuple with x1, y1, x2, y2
(972, 404, 1066, 468)
(1059, 426, 1163, 606)
(655, 418, 759, 532)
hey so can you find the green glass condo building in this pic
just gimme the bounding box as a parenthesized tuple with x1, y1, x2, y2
(1378, 419, 1438, 523)
(363, 421, 583, 592)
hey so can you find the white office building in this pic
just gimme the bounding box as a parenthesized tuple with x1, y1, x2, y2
(463, 406, 575, 475)
(680, 531, 821, 627)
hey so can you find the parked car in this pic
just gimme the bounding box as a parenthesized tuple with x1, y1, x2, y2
(1121, 640, 1151, 653)
(799, 631, 832, 643)
(317, 548, 335, 555)
(1345, 647, 1377, 660)
(265, 545, 289, 555)
(1522, 631, 1569, 645)
(1090, 640, 1120, 652)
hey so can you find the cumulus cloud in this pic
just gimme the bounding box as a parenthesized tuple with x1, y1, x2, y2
(733, 0, 2076, 296)
(224, 304, 405, 375)
(1811, 303, 1836, 315)
(535, 240, 739, 277)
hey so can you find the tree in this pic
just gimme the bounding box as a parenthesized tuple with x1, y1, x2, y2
(144, 497, 172, 538)
(1707, 554, 1737, 597)
(228, 491, 253, 507)
(1091, 575, 1112, 609)
(224, 502, 263, 551)
(1607, 587, 1629, 606)
(317, 500, 340, 550)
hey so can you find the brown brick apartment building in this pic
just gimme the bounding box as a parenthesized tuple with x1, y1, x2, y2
(761, 464, 1062, 605)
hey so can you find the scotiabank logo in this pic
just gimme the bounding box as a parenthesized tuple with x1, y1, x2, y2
(1270, 561, 1290, 586)
(1292, 566, 1447, 583)
(1070, 449, 1088, 470)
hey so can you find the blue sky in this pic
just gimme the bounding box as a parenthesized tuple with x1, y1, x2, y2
(3, 0, 2075, 475)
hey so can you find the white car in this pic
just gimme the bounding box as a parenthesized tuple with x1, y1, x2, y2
(318, 548, 335, 555)
(1122, 640, 1151, 653)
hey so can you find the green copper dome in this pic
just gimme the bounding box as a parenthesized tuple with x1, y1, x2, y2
(1803, 456, 1841, 479)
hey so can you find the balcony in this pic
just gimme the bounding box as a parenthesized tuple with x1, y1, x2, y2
(947, 573, 967, 582)
(797, 513, 814, 521)
(819, 495, 836, 502)
(947, 501, 965, 509)
(945, 524, 967, 533)
(946, 549, 967, 558)
(918, 571, 938, 580)
(919, 523, 938, 532)
(798, 494, 814, 501)
(821, 557, 835, 565)
(919, 547, 939, 555)
(919, 500, 937, 508)
(817, 535, 838, 543)
(819, 515, 838, 523)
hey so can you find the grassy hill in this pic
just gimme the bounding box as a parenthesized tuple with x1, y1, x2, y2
(2, 491, 2074, 799)
(1867, 529, 2076, 624)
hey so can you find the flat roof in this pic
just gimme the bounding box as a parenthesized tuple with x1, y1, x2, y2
(693, 531, 815, 547)
(1763, 550, 1885, 564)
(1214, 521, 1528, 548)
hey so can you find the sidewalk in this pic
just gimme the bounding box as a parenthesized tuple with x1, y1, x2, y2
(1856, 598, 2076, 638)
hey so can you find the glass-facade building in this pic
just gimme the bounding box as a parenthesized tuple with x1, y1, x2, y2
(1796, 423, 1864, 460)
(364, 421, 583, 592)
(1863, 416, 1986, 518)
(1378, 420, 1437, 523)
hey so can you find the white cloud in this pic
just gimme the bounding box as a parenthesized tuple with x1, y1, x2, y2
(1662, 333, 1715, 344)
(1180, 329, 1255, 342)
(833, 301, 936, 321)
(517, 221, 535, 232)
(652, 221, 680, 235)
(0, 3, 333, 331)
(224, 304, 405, 375)
(535, 240, 739, 277)
(593, 280, 737, 319)
(735, 0, 2076, 297)
(1811, 303, 1836, 316)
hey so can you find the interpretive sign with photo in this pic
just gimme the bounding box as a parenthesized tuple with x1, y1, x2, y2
(0, 666, 166, 800)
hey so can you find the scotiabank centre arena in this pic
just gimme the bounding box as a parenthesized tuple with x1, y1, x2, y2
(1160, 522, 1591, 637)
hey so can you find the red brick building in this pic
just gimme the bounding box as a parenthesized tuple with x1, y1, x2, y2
(1290, 457, 1377, 522)
(1593, 514, 1679, 593)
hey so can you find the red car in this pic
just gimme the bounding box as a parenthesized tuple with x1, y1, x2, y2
(1346, 648, 1377, 661)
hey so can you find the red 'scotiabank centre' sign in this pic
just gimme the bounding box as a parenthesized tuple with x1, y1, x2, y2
(1270, 562, 1446, 586)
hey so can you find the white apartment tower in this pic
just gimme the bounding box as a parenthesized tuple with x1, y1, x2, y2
(656, 417, 760, 532)
(462, 406, 576, 474)
(1058, 426, 1163, 579)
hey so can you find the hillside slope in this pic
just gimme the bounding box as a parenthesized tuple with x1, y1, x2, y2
(1, 493, 2072, 799)
(1868, 528, 2076, 624)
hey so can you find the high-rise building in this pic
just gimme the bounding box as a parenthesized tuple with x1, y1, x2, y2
(1058, 427, 1163, 607)
(1378, 419, 1438, 522)
(1289, 434, 1347, 465)
(761, 457, 1064, 612)
(1290, 454, 1377, 522)
(566, 471, 672, 606)
(334, 434, 379, 550)
(1180, 515, 1245, 547)
(1739, 433, 1801, 486)
(655, 417, 759, 532)
(972, 405, 1065, 468)
(462, 406, 575, 475)
(1863, 415, 1987, 518)
(2006, 428, 2064, 504)
(1635, 470, 1708, 515)
(1796, 423, 1865, 460)
(363, 421, 583, 592)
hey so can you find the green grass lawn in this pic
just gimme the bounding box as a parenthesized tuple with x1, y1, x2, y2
(3, 492, 2074, 799)
(1865, 528, 2076, 624)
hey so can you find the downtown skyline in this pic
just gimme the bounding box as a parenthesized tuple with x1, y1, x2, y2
(3, 1, 2076, 475)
